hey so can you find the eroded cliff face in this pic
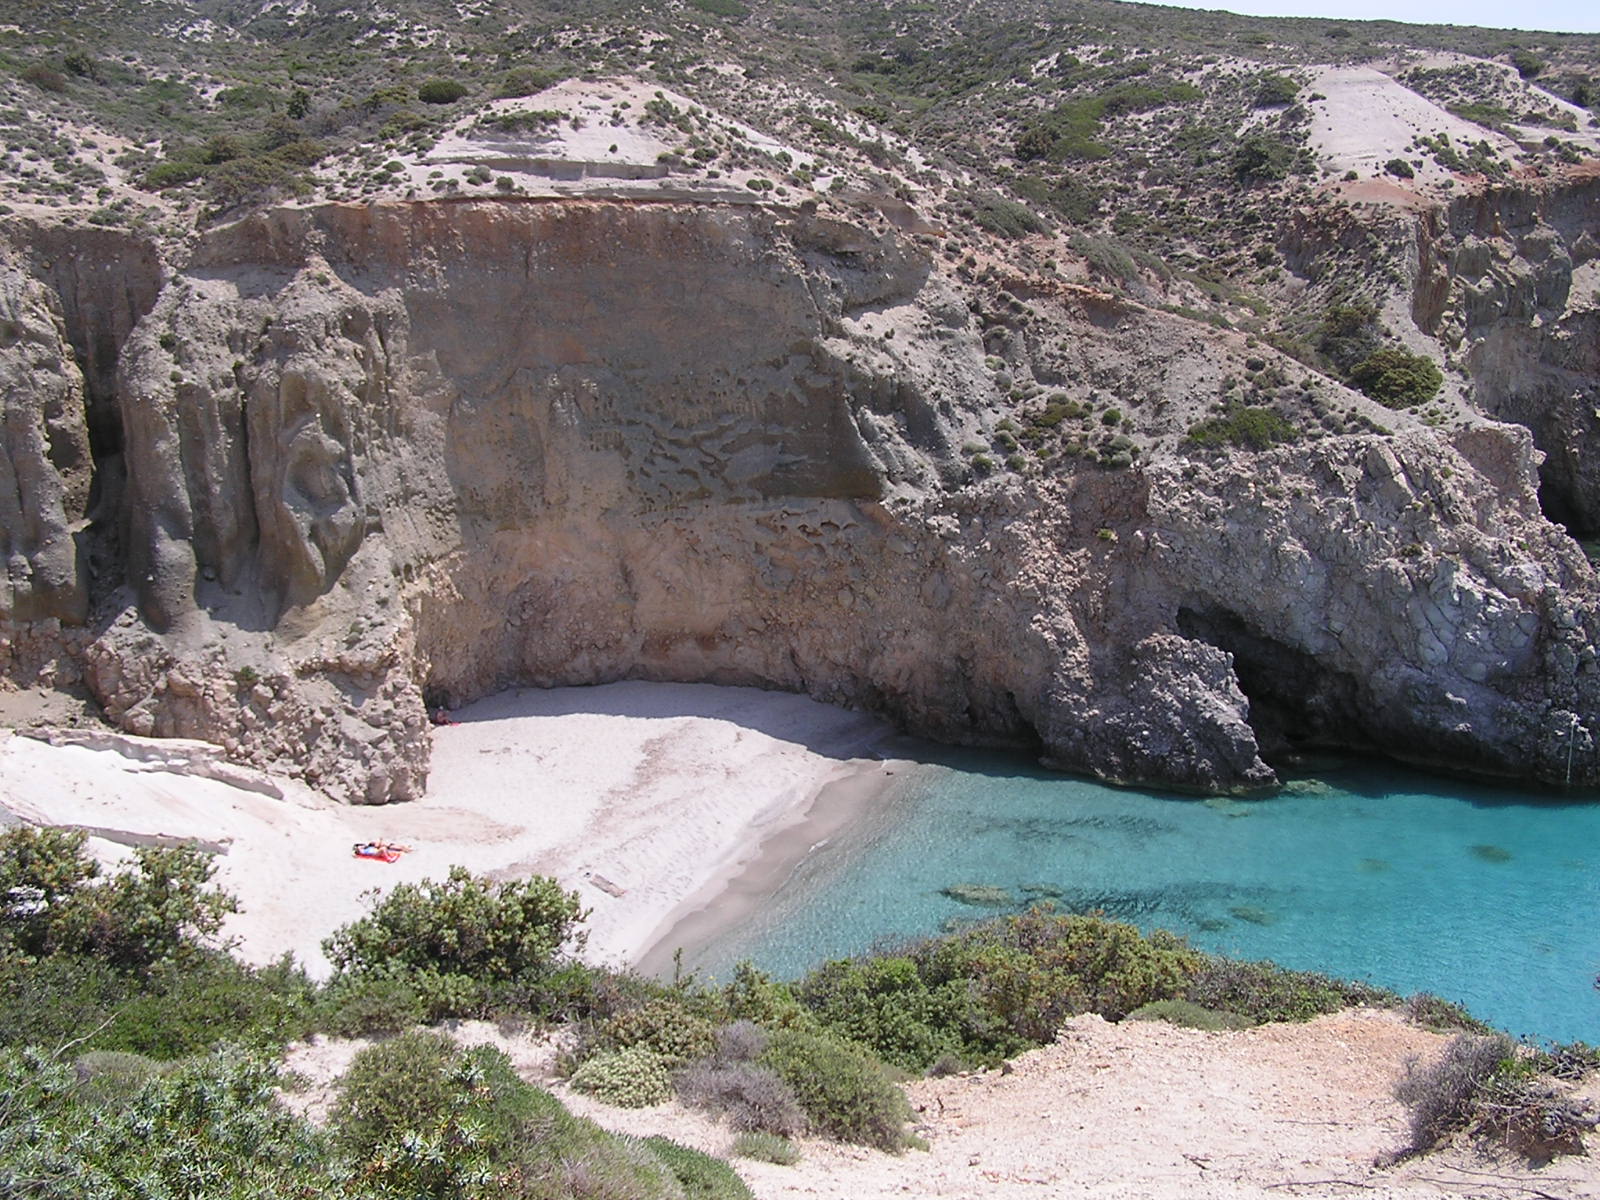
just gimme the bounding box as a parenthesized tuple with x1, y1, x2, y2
(1414, 169, 1600, 533)
(2, 197, 1597, 801)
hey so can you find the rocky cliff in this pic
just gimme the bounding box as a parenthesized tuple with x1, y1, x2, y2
(2, 193, 1597, 801)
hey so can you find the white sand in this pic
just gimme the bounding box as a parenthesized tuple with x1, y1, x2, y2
(0, 682, 895, 976)
(1305, 65, 1521, 186)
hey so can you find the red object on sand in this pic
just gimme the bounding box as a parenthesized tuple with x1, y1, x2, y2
(353, 842, 403, 863)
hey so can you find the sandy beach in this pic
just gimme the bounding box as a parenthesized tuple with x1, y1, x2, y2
(0, 681, 900, 976)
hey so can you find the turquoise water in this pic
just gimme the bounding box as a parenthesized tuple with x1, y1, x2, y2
(687, 750, 1600, 1044)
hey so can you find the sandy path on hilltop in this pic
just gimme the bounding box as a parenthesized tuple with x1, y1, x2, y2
(0, 681, 897, 975)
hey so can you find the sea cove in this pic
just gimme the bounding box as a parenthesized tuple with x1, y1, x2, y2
(685, 750, 1600, 1045)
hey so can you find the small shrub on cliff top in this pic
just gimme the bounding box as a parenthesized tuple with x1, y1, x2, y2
(570, 1045, 675, 1107)
(915, 910, 1203, 1039)
(731, 1130, 801, 1165)
(1394, 1033, 1515, 1149)
(590, 997, 717, 1065)
(1127, 998, 1253, 1031)
(795, 954, 978, 1072)
(1185, 955, 1398, 1024)
(332, 1032, 684, 1196)
(675, 1060, 807, 1136)
(760, 1029, 914, 1151)
(643, 1136, 755, 1200)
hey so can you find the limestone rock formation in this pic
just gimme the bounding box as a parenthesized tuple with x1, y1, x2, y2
(1, 194, 1597, 801)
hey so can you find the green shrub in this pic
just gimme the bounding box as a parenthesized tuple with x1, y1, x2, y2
(331, 1033, 681, 1196)
(1127, 999, 1253, 1030)
(144, 160, 205, 189)
(643, 1136, 754, 1199)
(1185, 956, 1399, 1024)
(495, 67, 566, 98)
(70, 1050, 176, 1110)
(95, 952, 316, 1057)
(1348, 348, 1442, 407)
(1255, 73, 1299, 107)
(761, 1029, 913, 1151)
(328, 1030, 464, 1163)
(1316, 302, 1379, 370)
(1510, 50, 1544, 79)
(1403, 992, 1490, 1034)
(730, 1130, 801, 1164)
(1186, 404, 1298, 451)
(593, 997, 716, 1065)
(0, 828, 236, 973)
(795, 955, 976, 1073)
(1384, 157, 1415, 179)
(970, 191, 1047, 239)
(1012, 172, 1101, 223)
(918, 911, 1203, 1036)
(1069, 234, 1139, 283)
(0, 1045, 329, 1199)
(417, 78, 468, 105)
(315, 969, 425, 1037)
(322, 867, 585, 1016)
(1233, 133, 1294, 182)
(722, 962, 817, 1032)
(570, 1045, 675, 1107)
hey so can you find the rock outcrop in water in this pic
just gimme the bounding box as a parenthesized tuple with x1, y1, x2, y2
(2, 189, 1597, 801)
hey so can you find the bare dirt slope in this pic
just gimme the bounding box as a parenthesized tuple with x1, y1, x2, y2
(285, 1010, 1599, 1200)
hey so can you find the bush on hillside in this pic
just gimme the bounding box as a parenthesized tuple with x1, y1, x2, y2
(1255, 73, 1300, 106)
(1185, 956, 1398, 1024)
(643, 1136, 755, 1199)
(1185, 404, 1298, 451)
(1, 827, 236, 971)
(590, 997, 717, 1065)
(331, 1032, 684, 1197)
(569, 1045, 675, 1108)
(0, 1045, 327, 1199)
(969, 191, 1048, 239)
(324, 867, 584, 980)
(1127, 998, 1253, 1030)
(730, 1130, 801, 1164)
(916, 910, 1204, 1036)
(1348, 348, 1442, 407)
(760, 1029, 914, 1151)
(795, 954, 979, 1072)
(675, 1059, 807, 1135)
(1394, 1033, 1515, 1149)
(417, 77, 468, 104)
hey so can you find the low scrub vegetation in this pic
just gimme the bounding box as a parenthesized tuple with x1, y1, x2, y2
(1186, 404, 1299, 450)
(1, 827, 1591, 1191)
(1348, 348, 1443, 407)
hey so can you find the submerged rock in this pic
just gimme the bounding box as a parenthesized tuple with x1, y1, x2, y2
(941, 883, 1016, 908)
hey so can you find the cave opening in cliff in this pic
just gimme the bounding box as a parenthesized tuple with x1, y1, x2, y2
(1177, 607, 1370, 765)
(1535, 475, 1596, 542)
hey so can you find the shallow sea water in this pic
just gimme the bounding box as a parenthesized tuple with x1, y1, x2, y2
(689, 750, 1600, 1044)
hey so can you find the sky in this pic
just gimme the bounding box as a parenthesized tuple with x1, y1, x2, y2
(1136, 0, 1600, 34)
